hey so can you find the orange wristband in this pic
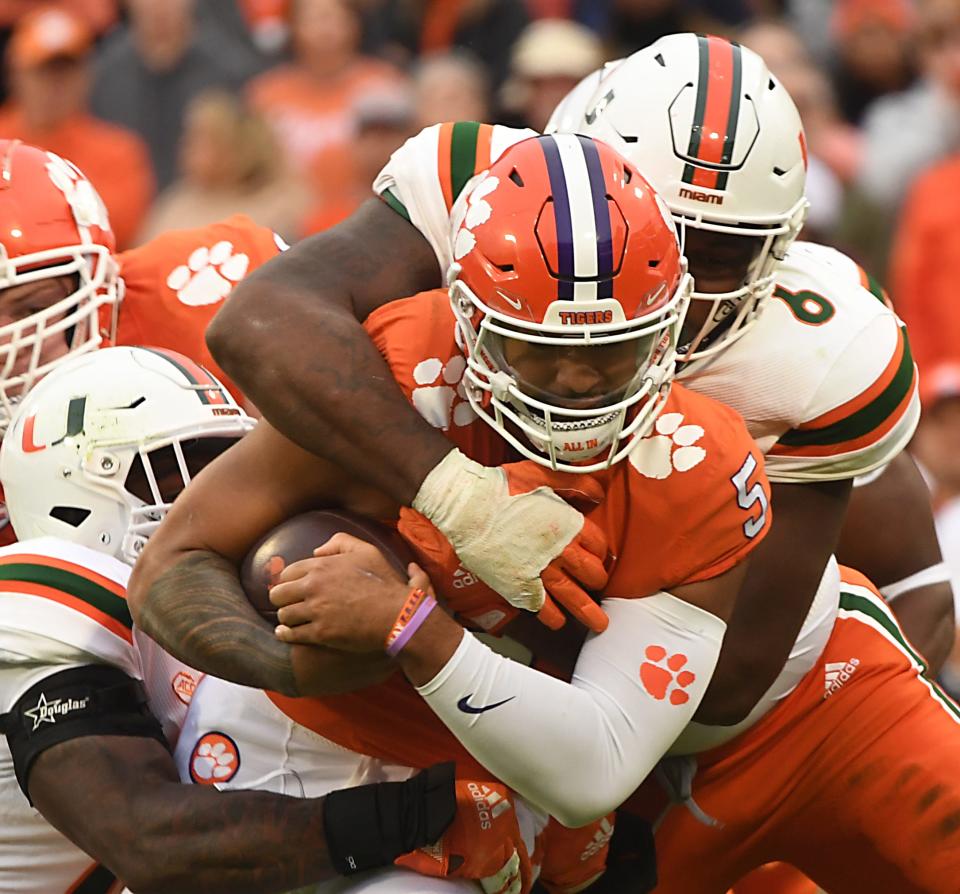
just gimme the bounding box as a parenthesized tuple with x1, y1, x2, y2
(384, 587, 436, 656)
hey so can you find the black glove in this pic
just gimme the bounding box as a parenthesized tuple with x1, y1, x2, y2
(323, 762, 457, 875)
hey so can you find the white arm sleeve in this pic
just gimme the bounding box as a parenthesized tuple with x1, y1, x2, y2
(417, 593, 725, 826)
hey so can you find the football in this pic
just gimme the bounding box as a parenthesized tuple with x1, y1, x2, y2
(240, 509, 414, 623)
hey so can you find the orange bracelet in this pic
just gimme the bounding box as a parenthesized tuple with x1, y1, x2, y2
(384, 587, 437, 656)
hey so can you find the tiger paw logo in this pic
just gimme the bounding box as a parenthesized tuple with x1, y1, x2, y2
(166, 241, 250, 307)
(629, 412, 706, 480)
(453, 172, 500, 261)
(411, 356, 476, 430)
(640, 646, 696, 705)
(189, 732, 240, 784)
(45, 151, 110, 230)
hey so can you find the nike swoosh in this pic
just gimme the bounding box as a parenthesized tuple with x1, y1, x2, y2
(496, 289, 523, 311)
(457, 694, 516, 714)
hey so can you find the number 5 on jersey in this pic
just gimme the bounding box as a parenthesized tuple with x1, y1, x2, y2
(731, 454, 768, 538)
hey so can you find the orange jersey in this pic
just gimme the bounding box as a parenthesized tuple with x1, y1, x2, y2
(268, 289, 771, 771)
(109, 215, 283, 399)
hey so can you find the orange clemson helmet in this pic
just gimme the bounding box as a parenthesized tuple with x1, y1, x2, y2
(448, 133, 692, 472)
(0, 140, 119, 431)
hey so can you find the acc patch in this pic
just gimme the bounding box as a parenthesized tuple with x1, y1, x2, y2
(171, 671, 197, 706)
(189, 731, 240, 785)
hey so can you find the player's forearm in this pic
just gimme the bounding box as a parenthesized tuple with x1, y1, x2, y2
(696, 478, 851, 725)
(206, 203, 450, 505)
(891, 582, 956, 674)
(31, 737, 334, 894)
(132, 549, 299, 696)
(122, 785, 336, 894)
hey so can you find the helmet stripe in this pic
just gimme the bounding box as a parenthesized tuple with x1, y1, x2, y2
(682, 36, 743, 192)
(141, 347, 226, 406)
(553, 134, 600, 302)
(577, 134, 614, 300)
(539, 135, 575, 300)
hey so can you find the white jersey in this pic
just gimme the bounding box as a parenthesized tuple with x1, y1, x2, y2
(0, 537, 198, 894)
(373, 122, 920, 752)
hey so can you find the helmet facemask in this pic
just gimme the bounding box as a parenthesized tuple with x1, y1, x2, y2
(0, 242, 119, 433)
(450, 268, 692, 472)
(675, 198, 808, 364)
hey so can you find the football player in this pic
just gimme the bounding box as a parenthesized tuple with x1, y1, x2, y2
(134, 132, 960, 892)
(0, 345, 532, 894)
(0, 137, 282, 493)
(133, 134, 769, 891)
(181, 36, 950, 738)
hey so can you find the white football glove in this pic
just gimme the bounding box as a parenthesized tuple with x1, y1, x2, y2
(412, 448, 609, 631)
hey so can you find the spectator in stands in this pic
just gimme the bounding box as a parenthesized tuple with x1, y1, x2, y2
(599, 0, 729, 57)
(0, 0, 117, 95)
(412, 50, 490, 130)
(91, 0, 255, 190)
(890, 151, 960, 377)
(501, 18, 603, 132)
(137, 89, 308, 245)
(248, 0, 403, 202)
(831, 0, 916, 125)
(0, 5, 153, 249)
(302, 87, 415, 234)
(363, 0, 529, 90)
(837, 0, 960, 278)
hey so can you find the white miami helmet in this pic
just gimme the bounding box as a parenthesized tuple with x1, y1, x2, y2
(1, 345, 254, 563)
(544, 58, 624, 135)
(0, 140, 120, 431)
(571, 33, 809, 362)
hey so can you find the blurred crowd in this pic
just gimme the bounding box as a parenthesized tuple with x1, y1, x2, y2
(4, 0, 960, 675)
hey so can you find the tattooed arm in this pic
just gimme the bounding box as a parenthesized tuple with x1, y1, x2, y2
(32, 735, 336, 894)
(129, 420, 399, 696)
(206, 198, 450, 504)
(31, 734, 456, 894)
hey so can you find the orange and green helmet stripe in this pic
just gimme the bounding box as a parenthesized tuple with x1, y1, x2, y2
(682, 35, 743, 193)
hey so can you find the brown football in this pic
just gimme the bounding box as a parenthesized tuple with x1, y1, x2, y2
(240, 510, 413, 623)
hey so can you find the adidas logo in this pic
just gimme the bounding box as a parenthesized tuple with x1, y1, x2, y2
(453, 566, 478, 588)
(824, 658, 860, 698)
(467, 782, 512, 830)
(580, 816, 615, 861)
(419, 840, 445, 864)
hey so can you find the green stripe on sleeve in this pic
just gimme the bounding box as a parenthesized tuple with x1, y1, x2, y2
(380, 188, 411, 222)
(864, 269, 888, 305)
(776, 328, 915, 449)
(449, 122, 482, 205)
(0, 563, 131, 630)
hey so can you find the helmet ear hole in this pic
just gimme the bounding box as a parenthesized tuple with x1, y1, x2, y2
(49, 506, 91, 527)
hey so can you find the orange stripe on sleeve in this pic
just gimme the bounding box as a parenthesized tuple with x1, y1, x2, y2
(475, 124, 493, 174)
(798, 327, 905, 431)
(2, 581, 133, 644)
(770, 370, 917, 459)
(0, 553, 127, 598)
(438, 123, 455, 211)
